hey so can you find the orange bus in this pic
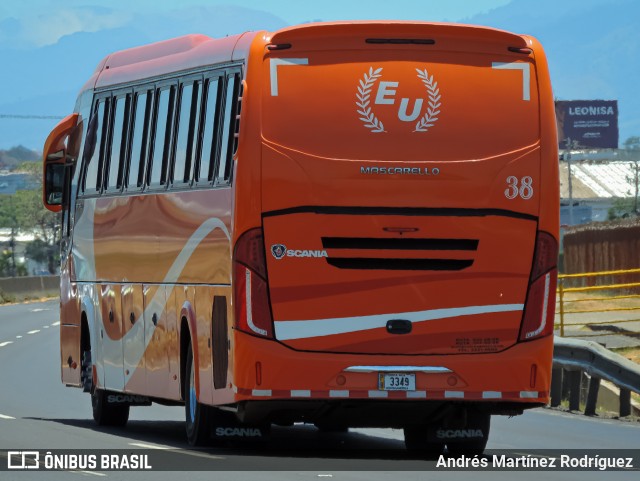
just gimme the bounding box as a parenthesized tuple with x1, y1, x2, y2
(42, 21, 558, 454)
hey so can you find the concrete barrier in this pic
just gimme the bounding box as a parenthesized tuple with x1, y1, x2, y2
(0, 275, 59, 302)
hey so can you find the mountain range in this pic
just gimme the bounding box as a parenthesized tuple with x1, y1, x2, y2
(0, 0, 637, 150)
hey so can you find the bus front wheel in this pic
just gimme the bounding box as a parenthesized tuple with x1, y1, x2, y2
(84, 349, 129, 427)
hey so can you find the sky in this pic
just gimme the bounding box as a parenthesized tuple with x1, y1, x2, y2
(2, 0, 637, 149)
(0, 0, 511, 48)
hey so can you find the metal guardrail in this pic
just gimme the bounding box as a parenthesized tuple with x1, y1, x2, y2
(552, 337, 640, 417)
(556, 267, 640, 338)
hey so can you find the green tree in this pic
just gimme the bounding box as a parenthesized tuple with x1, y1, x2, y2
(623, 136, 640, 151)
(0, 196, 20, 276)
(607, 197, 636, 220)
(14, 189, 61, 274)
(623, 136, 640, 214)
(0, 160, 61, 275)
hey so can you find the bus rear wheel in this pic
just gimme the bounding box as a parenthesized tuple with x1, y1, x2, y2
(91, 389, 130, 426)
(446, 412, 491, 456)
(403, 426, 445, 456)
(184, 343, 210, 446)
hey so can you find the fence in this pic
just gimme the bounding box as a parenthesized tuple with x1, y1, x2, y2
(555, 267, 640, 340)
(0, 275, 59, 302)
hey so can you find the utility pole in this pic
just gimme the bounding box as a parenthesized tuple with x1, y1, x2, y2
(565, 137, 574, 225)
(8, 196, 17, 277)
(634, 159, 639, 215)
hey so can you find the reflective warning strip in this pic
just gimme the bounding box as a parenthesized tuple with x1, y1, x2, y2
(406, 391, 427, 399)
(291, 390, 311, 398)
(368, 390, 388, 398)
(482, 391, 503, 399)
(520, 391, 540, 398)
(252, 389, 272, 397)
(233, 387, 543, 400)
(444, 391, 465, 399)
(329, 390, 350, 398)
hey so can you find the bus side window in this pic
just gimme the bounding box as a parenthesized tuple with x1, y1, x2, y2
(173, 81, 201, 186)
(82, 99, 109, 195)
(148, 86, 176, 189)
(197, 76, 221, 185)
(105, 94, 130, 193)
(217, 73, 239, 184)
(126, 91, 151, 191)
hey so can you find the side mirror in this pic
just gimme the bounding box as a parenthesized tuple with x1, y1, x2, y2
(42, 113, 79, 212)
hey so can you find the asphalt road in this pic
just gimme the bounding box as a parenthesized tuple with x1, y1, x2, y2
(0, 299, 639, 480)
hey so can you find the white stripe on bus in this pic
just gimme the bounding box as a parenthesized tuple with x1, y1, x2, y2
(82, 214, 231, 392)
(274, 303, 524, 341)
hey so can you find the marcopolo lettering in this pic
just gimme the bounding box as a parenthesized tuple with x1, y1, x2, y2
(360, 166, 440, 176)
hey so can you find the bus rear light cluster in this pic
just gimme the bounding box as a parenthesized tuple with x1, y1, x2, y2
(233, 228, 274, 339)
(519, 231, 558, 342)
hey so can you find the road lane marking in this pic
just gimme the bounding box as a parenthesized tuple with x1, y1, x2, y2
(43, 325, 50, 329)
(77, 472, 107, 477)
(128, 443, 224, 460)
(52, 321, 61, 326)
(16, 335, 22, 339)
(27, 330, 40, 334)
(31, 308, 50, 312)
(0, 414, 16, 419)
(129, 443, 171, 450)
(0, 341, 13, 347)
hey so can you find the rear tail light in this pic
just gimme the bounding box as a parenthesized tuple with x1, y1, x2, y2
(233, 228, 274, 339)
(519, 231, 558, 342)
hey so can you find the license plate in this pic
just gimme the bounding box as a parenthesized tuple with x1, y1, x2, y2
(378, 372, 415, 391)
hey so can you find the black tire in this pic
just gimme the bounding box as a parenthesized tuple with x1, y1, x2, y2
(185, 343, 210, 446)
(446, 413, 491, 456)
(91, 389, 130, 427)
(84, 348, 129, 427)
(81, 350, 92, 393)
(403, 427, 445, 456)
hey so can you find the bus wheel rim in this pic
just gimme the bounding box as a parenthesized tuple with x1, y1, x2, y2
(189, 363, 196, 422)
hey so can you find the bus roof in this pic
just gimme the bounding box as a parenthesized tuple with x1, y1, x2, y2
(84, 31, 261, 92)
(270, 20, 526, 45)
(83, 21, 532, 92)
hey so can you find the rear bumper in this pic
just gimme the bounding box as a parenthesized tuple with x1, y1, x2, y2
(231, 331, 553, 405)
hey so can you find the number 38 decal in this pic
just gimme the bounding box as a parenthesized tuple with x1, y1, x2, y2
(505, 176, 533, 200)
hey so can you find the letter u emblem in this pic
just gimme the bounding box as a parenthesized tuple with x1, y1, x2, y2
(398, 98, 423, 121)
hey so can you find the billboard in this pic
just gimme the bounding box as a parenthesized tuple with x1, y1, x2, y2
(555, 100, 618, 149)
